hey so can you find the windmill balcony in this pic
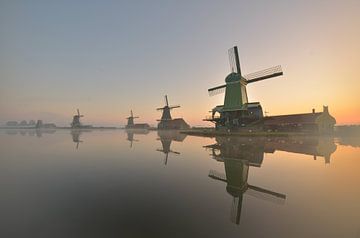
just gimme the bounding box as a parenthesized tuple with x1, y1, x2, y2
(204, 115, 220, 121)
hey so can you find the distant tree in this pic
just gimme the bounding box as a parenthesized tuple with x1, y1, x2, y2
(19, 120, 28, 126)
(6, 121, 18, 126)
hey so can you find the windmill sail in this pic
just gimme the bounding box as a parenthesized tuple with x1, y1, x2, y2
(228, 46, 241, 74)
(208, 84, 226, 96)
(246, 184, 286, 205)
(244, 65, 283, 83)
(169, 105, 180, 109)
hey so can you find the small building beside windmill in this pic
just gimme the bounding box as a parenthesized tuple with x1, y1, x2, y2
(158, 118, 190, 130)
(263, 106, 336, 134)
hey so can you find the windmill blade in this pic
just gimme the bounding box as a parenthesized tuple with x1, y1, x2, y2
(133, 116, 140, 119)
(130, 110, 133, 117)
(244, 65, 283, 83)
(169, 150, 180, 155)
(208, 170, 227, 183)
(230, 196, 242, 225)
(165, 95, 169, 107)
(246, 184, 286, 205)
(208, 84, 226, 96)
(77, 109, 80, 116)
(164, 153, 169, 165)
(228, 46, 241, 74)
(156, 107, 165, 111)
(169, 105, 180, 109)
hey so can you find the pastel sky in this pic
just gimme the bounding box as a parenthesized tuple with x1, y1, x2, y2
(0, 0, 359, 126)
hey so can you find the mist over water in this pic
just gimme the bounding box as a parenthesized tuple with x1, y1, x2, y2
(0, 129, 359, 237)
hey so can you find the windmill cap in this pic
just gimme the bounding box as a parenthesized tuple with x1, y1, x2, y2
(225, 72, 241, 83)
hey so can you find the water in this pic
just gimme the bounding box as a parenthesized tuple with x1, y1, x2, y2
(0, 129, 359, 238)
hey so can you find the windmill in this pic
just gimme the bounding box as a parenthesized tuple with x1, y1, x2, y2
(71, 109, 84, 128)
(156, 95, 189, 130)
(206, 46, 284, 129)
(157, 95, 180, 121)
(126, 110, 139, 128)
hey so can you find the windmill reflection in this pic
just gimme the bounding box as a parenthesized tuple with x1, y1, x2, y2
(204, 136, 337, 225)
(125, 129, 149, 148)
(157, 130, 187, 165)
(70, 129, 92, 149)
(71, 129, 83, 149)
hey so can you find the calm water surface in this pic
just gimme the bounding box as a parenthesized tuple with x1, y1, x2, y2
(0, 129, 359, 238)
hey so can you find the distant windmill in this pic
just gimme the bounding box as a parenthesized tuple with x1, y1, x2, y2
(206, 46, 284, 129)
(71, 109, 84, 128)
(157, 95, 180, 121)
(126, 110, 139, 128)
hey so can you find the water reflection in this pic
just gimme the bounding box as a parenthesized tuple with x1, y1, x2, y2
(0, 129, 359, 237)
(125, 129, 149, 148)
(5, 129, 56, 137)
(156, 130, 187, 165)
(205, 137, 288, 225)
(70, 129, 93, 149)
(204, 136, 339, 225)
(263, 136, 337, 164)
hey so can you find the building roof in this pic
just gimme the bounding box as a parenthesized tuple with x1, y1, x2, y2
(264, 112, 322, 125)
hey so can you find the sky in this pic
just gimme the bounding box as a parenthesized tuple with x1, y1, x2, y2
(0, 0, 359, 126)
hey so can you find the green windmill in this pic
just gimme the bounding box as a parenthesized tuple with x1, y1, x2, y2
(206, 46, 284, 129)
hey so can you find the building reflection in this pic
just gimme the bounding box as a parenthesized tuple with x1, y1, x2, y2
(156, 130, 187, 165)
(264, 136, 337, 164)
(204, 136, 337, 225)
(336, 136, 360, 148)
(125, 129, 149, 148)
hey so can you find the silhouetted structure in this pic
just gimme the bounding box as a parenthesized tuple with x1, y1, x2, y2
(6, 121, 18, 127)
(156, 130, 187, 165)
(157, 95, 190, 130)
(19, 120, 28, 126)
(125, 110, 150, 129)
(205, 46, 283, 129)
(204, 46, 336, 134)
(36, 120, 56, 128)
(264, 106, 336, 134)
(71, 109, 92, 129)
